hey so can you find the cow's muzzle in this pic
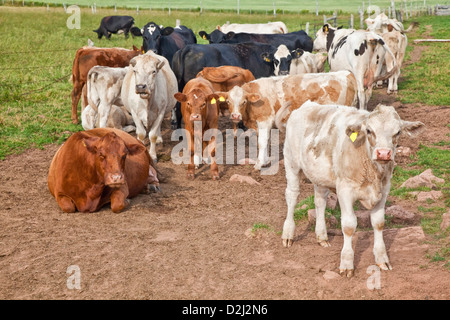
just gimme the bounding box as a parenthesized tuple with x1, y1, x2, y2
(135, 84, 148, 94)
(231, 113, 241, 123)
(106, 173, 125, 187)
(190, 114, 202, 121)
(375, 148, 393, 161)
(278, 70, 289, 76)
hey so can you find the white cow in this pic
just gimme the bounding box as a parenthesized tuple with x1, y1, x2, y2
(84, 66, 128, 129)
(217, 21, 288, 34)
(282, 101, 424, 277)
(313, 24, 398, 109)
(217, 70, 358, 170)
(366, 13, 417, 34)
(289, 50, 328, 74)
(121, 51, 177, 162)
(81, 104, 135, 133)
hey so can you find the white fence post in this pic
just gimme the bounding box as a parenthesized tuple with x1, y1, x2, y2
(305, 22, 309, 35)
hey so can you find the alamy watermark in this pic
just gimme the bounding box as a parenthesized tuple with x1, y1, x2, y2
(66, 265, 81, 290)
(66, 5, 81, 30)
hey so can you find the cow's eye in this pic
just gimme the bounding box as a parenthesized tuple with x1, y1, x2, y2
(274, 60, 280, 66)
(122, 154, 127, 161)
(394, 130, 401, 137)
(366, 129, 372, 135)
(242, 100, 247, 105)
(202, 103, 206, 108)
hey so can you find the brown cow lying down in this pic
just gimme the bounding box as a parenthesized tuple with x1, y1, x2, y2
(48, 128, 159, 213)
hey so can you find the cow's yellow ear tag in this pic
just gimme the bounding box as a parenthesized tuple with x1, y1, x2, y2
(219, 96, 225, 102)
(350, 132, 358, 142)
(211, 98, 217, 104)
(264, 57, 271, 62)
(202, 35, 207, 40)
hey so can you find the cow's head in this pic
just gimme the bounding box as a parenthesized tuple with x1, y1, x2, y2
(198, 29, 232, 43)
(217, 85, 262, 124)
(82, 131, 146, 188)
(345, 104, 424, 163)
(142, 22, 174, 53)
(313, 23, 336, 52)
(174, 89, 219, 125)
(129, 53, 165, 99)
(261, 45, 293, 76)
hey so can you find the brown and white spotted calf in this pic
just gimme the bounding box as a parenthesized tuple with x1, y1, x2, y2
(217, 70, 358, 170)
(282, 101, 424, 277)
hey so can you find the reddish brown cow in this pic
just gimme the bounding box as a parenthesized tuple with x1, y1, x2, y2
(48, 128, 157, 213)
(174, 77, 220, 180)
(196, 66, 255, 113)
(70, 45, 142, 124)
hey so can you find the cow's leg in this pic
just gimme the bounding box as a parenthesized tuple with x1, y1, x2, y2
(337, 185, 357, 277)
(98, 102, 111, 128)
(387, 76, 395, 95)
(314, 185, 331, 247)
(110, 185, 130, 213)
(71, 82, 82, 124)
(148, 112, 166, 162)
(370, 187, 392, 271)
(56, 195, 76, 213)
(187, 135, 195, 179)
(282, 156, 300, 248)
(207, 137, 219, 180)
(254, 121, 271, 170)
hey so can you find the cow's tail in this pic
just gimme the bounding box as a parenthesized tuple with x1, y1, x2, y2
(274, 100, 292, 133)
(372, 40, 398, 85)
(87, 70, 100, 112)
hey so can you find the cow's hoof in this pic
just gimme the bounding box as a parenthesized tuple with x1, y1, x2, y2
(282, 238, 293, 248)
(377, 262, 392, 271)
(339, 269, 354, 278)
(318, 240, 331, 247)
(187, 173, 195, 180)
(212, 174, 220, 181)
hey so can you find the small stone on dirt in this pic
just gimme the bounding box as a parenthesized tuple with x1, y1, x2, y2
(401, 169, 444, 189)
(229, 174, 261, 185)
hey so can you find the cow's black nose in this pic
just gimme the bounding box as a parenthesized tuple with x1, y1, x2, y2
(279, 70, 289, 75)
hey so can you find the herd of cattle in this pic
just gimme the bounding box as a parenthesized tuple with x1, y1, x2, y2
(48, 13, 425, 276)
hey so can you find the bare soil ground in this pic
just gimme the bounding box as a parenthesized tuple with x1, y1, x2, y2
(0, 46, 449, 301)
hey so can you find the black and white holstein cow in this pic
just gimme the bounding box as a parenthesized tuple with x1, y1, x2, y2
(170, 42, 298, 129)
(313, 24, 398, 109)
(199, 29, 313, 53)
(93, 15, 135, 40)
(282, 101, 424, 277)
(141, 22, 197, 66)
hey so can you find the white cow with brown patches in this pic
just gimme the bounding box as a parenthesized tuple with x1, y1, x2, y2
(313, 24, 398, 109)
(282, 101, 424, 277)
(217, 21, 288, 34)
(217, 70, 358, 170)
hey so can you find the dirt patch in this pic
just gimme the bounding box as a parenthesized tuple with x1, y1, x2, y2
(0, 49, 449, 300)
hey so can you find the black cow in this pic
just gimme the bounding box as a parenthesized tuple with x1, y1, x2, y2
(141, 22, 197, 66)
(93, 16, 136, 40)
(198, 29, 314, 52)
(170, 42, 295, 129)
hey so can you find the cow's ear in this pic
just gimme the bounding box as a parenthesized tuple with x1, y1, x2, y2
(337, 25, 344, 30)
(156, 59, 165, 70)
(126, 143, 146, 156)
(291, 48, 304, 59)
(207, 93, 220, 105)
(261, 52, 273, 63)
(174, 92, 187, 103)
(162, 27, 174, 36)
(225, 32, 236, 40)
(401, 120, 425, 137)
(129, 57, 137, 67)
(247, 93, 262, 104)
(216, 25, 221, 30)
(82, 136, 100, 154)
(345, 124, 366, 147)
(199, 31, 209, 41)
